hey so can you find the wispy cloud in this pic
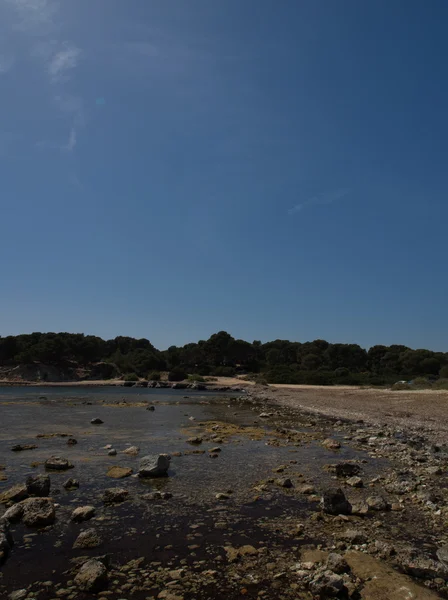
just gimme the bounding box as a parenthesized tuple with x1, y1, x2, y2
(65, 125, 76, 151)
(7, 0, 57, 33)
(288, 188, 350, 215)
(0, 55, 15, 73)
(48, 43, 81, 82)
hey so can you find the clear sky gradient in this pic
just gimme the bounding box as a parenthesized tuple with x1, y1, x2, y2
(1, 1, 447, 351)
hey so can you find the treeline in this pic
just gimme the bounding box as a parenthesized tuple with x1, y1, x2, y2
(0, 331, 447, 385)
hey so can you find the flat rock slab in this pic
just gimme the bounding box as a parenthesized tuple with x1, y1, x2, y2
(0, 485, 28, 505)
(106, 466, 133, 479)
(345, 551, 441, 600)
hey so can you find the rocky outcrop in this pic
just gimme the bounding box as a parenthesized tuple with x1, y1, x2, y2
(138, 454, 170, 478)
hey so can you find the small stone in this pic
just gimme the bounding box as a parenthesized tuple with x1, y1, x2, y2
(91, 418, 104, 425)
(346, 476, 363, 488)
(123, 446, 140, 456)
(326, 553, 349, 574)
(339, 529, 367, 544)
(216, 493, 230, 500)
(11, 444, 38, 452)
(277, 478, 293, 488)
(187, 437, 202, 445)
(63, 478, 79, 490)
(45, 456, 73, 471)
(366, 495, 390, 511)
(73, 528, 102, 549)
(209, 447, 222, 453)
(309, 570, 345, 597)
(0, 484, 28, 505)
(108, 449, 117, 456)
(67, 438, 77, 445)
(74, 558, 108, 592)
(322, 438, 341, 450)
(146, 405, 155, 411)
(71, 506, 95, 522)
(8, 590, 27, 600)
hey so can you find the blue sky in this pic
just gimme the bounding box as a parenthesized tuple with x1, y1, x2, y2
(1, 0, 447, 351)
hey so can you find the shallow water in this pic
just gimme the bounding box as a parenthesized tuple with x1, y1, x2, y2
(0, 387, 387, 599)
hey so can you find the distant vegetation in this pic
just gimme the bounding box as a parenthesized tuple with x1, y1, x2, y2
(0, 331, 447, 386)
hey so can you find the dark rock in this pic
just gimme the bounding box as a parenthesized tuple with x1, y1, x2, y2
(141, 491, 173, 501)
(73, 528, 102, 549)
(102, 488, 129, 503)
(21, 497, 56, 527)
(321, 488, 352, 515)
(90, 418, 104, 425)
(45, 456, 73, 471)
(67, 438, 78, 445)
(335, 463, 361, 477)
(74, 558, 108, 592)
(277, 478, 293, 488)
(123, 381, 135, 387)
(146, 405, 155, 411)
(63, 478, 79, 490)
(187, 437, 203, 445)
(26, 474, 50, 497)
(171, 383, 188, 389)
(107, 449, 117, 456)
(0, 518, 13, 565)
(138, 454, 170, 478)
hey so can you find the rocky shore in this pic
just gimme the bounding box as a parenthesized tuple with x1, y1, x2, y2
(0, 388, 447, 599)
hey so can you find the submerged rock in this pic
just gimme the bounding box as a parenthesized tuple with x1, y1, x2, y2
(45, 456, 73, 471)
(63, 478, 79, 490)
(102, 488, 129, 503)
(138, 454, 170, 478)
(106, 466, 133, 479)
(11, 444, 37, 452)
(74, 558, 108, 592)
(321, 488, 352, 515)
(67, 437, 77, 445)
(26, 474, 50, 497)
(21, 497, 56, 527)
(123, 446, 140, 456)
(71, 505, 95, 522)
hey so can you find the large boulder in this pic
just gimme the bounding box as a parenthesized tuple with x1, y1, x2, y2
(0, 484, 28, 505)
(102, 488, 129, 504)
(321, 488, 352, 515)
(26, 474, 50, 497)
(73, 528, 102, 549)
(74, 558, 108, 592)
(71, 506, 95, 523)
(0, 518, 13, 565)
(138, 454, 170, 478)
(45, 456, 73, 471)
(21, 497, 56, 527)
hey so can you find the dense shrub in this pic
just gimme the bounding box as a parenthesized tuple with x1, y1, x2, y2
(392, 382, 412, 391)
(433, 378, 448, 390)
(188, 374, 205, 382)
(124, 373, 139, 382)
(210, 366, 236, 377)
(168, 368, 187, 382)
(148, 370, 161, 381)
